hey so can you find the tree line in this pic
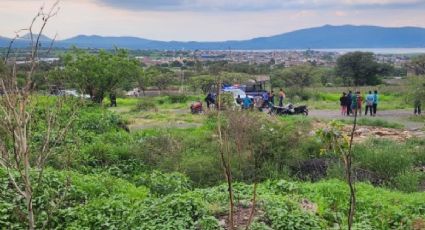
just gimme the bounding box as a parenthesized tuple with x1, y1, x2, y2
(3, 49, 424, 103)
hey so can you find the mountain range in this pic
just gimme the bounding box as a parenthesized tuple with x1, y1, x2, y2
(1, 25, 425, 50)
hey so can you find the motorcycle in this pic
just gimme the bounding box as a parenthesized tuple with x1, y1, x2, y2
(268, 103, 309, 116)
(190, 101, 203, 114)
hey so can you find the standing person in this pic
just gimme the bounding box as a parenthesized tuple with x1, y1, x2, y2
(365, 91, 374, 116)
(414, 98, 421, 115)
(278, 88, 285, 107)
(373, 90, 379, 116)
(346, 91, 353, 116)
(110, 92, 117, 107)
(269, 90, 275, 105)
(205, 92, 215, 109)
(340, 92, 347, 116)
(351, 91, 358, 117)
(262, 91, 269, 108)
(356, 91, 363, 116)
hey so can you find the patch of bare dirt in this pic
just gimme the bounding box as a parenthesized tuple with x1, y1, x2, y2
(218, 204, 265, 230)
(311, 121, 425, 143)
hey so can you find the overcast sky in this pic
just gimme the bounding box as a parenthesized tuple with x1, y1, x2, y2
(1, 0, 425, 41)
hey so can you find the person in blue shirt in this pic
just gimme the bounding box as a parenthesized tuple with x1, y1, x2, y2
(243, 96, 252, 109)
(365, 91, 374, 116)
(262, 91, 269, 108)
(373, 90, 379, 116)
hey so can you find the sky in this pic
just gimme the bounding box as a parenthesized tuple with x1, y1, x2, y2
(1, 0, 425, 41)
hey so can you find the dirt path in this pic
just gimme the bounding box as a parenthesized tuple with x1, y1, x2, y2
(309, 109, 424, 131)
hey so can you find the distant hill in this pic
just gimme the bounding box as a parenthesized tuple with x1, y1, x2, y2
(19, 33, 52, 42)
(2, 25, 425, 50)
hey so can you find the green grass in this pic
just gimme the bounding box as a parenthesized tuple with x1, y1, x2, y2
(409, 115, 425, 122)
(337, 118, 404, 129)
(305, 91, 409, 110)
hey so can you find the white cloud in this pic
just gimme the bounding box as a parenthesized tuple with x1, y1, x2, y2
(94, 0, 425, 11)
(1, 0, 425, 41)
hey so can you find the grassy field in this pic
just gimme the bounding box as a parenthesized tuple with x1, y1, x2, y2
(2, 94, 424, 229)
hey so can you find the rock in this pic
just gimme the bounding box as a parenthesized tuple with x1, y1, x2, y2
(356, 128, 370, 134)
(219, 219, 226, 227)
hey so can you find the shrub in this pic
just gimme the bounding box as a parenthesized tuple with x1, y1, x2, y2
(133, 171, 192, 196)
(286, 87, 312, 101)
(132, 100, 157, 112)
(168, 94, 189, 103)
(391, 172, 421, 193)
(354, 139, 414, 184)
(263, 197, 325, 229)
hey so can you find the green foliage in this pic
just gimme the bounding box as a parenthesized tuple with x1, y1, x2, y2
(409, 54, 425, 75)
(271, 64, 316, 89)
(132, 99, 157, 112)
(188, 75, 216, 93)
(336, 52, 383, 86)
(406, 75, 425, 105)
(337, 118, 404, 129)
(392, 172, 422, 193)
(167, 94, 190, 103)
(133, 171, 192, 197)
(63, 49, 140, 103)
(354, 139, 414, 182)
(264, 200, 325, 229)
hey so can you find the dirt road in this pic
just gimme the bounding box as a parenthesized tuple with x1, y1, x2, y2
(309, 109, 424, 130)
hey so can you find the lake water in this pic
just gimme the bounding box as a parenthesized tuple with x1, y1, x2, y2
(232, 48, 425, 54)
(311, 48, 425, 54)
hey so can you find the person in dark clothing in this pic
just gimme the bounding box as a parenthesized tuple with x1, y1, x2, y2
(236, 95, 242, 105)
(269, 90, 275, 105)
(205, 93, 215, 109)
(110, 93, 117, 107)
(414, 99, 421, 115)
(346, 91, 353, 116)
(340, 92, 347, 116)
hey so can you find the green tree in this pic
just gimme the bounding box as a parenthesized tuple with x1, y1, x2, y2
(408, 54, 425, 75)
(63, 49, 140, 103)
(152, 72, 176, 93)
(336, 52, 382, 86)
(407, 76, 425, 105)
(189, 75, 216, 94)
(271, 64, 315, 90)
(137, 67, 159, 96)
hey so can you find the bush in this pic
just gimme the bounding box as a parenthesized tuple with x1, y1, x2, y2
(354, 139, 414, 184)
(132, 100, 157, 112)
(286, 88, 312, 101)
(391, 172, 421, 193)
(168, 94, 189, 103)
(133, 171, 192, 196)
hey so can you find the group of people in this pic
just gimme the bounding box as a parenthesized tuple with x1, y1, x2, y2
(205, 88, 288, 110)
(236, 88, 287, 110)
(256, 88, 287, 108)
(339, 90, 379, 116)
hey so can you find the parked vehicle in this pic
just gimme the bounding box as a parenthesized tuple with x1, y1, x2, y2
(57, 89, 90, 99)
(241, 81, 268, 98)
(268, 103, 309, 116)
